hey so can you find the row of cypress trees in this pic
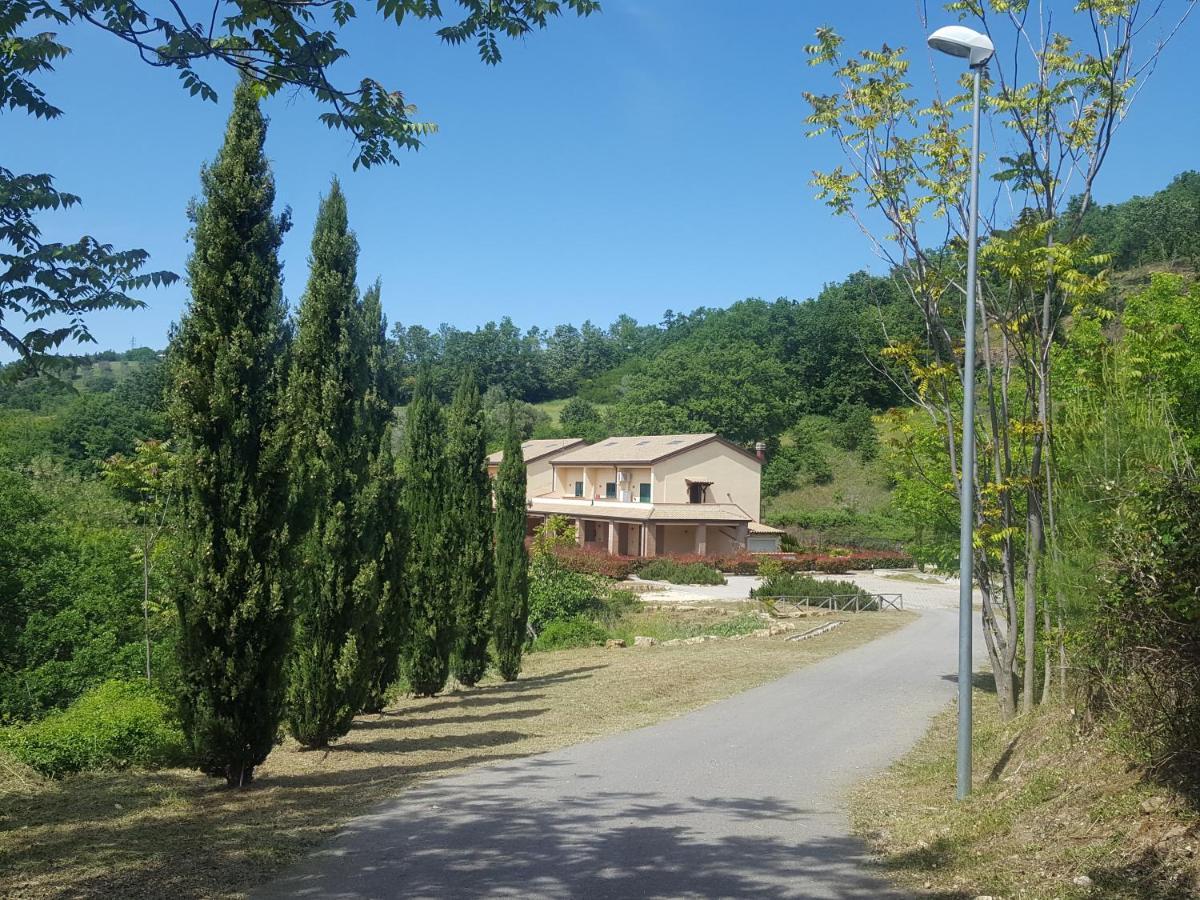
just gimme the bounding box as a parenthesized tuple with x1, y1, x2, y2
(168, 81, 530, 787)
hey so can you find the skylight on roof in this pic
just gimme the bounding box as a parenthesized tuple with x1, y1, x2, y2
(635, 440, 650, 445)
(667, 439, 684, 445)
(604, 440, 618, 446)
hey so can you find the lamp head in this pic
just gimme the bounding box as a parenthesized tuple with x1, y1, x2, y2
(927, 25, 994, 68)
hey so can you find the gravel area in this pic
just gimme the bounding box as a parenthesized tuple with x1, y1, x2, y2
(630, 568, 979, 611)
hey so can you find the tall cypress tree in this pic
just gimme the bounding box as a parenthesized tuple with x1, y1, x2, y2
(493, 412, 529, 682)
(446, 372, 494, 687)
(357, 280, 408, 713)
(401, 370, 452, 696)
(283, 179, 377, 748)
(169, 81, 291, 786)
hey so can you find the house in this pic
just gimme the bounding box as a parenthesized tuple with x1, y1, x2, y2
(490, 432, 783, 556)
(486, 438, 587, 497)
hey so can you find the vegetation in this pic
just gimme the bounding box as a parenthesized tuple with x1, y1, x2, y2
(0, 681, 185, 779)
(853, 687, 1200, 899)
(635, 558, 726, 586)
(283, 180, 381, 749)
(445, 373, 495, 687)
(168, 82, 292, 787)
(492, 417, 531, 681)
(400, 370, 452, 697)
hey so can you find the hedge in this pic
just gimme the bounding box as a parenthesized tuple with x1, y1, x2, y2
(551, 547, 913, 580)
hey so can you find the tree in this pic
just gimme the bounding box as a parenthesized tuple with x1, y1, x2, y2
(401, 370, 452, 696)
(168, 82, 291, 786)
(445, 373, 494, 687)
(357, 281, 408, 712)
(101, 439, 176, 681)
(3, 1, 596, 375)
(802, 1, 1190, 717)
(493, 413, 530, 681)
(282, 180, 379, 748)
(559, 397, 607, 443)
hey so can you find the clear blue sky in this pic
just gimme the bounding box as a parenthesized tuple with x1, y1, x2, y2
(7, 0, 1199, 355)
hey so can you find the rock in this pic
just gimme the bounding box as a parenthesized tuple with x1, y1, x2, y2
(973, 895, 997, 900)
(1161, 825, 1190, 841)
(1071, 874, 1094, 889)
(604, 639, 626, 649)
(1140, 796, 1166, 814)
(751, 628, 772, 638)
(633, 635, 658, 647)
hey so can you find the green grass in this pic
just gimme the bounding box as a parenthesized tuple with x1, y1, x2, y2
(765, 441, 894, 521)
(532, 398, 609, 430)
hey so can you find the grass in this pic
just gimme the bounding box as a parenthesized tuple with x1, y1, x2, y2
(851, 683, 1200, 899)
(764, 442, 894, 523)
(605, 603, 769, 644)
(1, 609, 913, 899)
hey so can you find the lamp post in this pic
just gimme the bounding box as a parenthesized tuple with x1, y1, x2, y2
(927, 24, 994, 801)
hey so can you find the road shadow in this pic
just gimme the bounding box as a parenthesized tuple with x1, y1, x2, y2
(940, 670, 997, 693)
(257, 770, 909, 899)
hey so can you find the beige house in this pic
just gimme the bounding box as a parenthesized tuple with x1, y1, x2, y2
(491, 433, 783, 556)
(486, 438, 587, 497)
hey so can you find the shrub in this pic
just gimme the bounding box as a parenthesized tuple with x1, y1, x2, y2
(528, 554, 612, 634)
(1085, 475, 1200, 789)
(635, 558, 726, 585)
(751, 573, 876, 609)
(0, 680, 187, 778)
(552, 547, 639, 579)
(531, 616, 610, 651)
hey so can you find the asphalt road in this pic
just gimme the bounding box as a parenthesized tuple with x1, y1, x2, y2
(259, 609, 970, 899)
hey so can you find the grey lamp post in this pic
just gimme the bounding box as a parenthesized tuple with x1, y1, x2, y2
(927, 24, 994, 801)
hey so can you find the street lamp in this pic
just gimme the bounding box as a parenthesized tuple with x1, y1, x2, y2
(927, 23, 994, 802)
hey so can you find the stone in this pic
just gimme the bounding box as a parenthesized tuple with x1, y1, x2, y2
(604, 639, 626, 649)
(633, 635, 658, 648)
(1071, 875, 1094, 889)
(1140, 796, 1166, 814)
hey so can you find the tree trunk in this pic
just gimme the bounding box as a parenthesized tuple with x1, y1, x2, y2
(143, 530, 152, 682)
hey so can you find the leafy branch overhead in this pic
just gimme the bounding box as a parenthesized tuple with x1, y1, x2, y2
(16, 0, 600, 169)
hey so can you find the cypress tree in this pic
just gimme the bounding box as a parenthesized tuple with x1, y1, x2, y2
(358, 281, 408, 713)
(169, 81, 291, 787)
(283, 179, 377, 747)
(446, 372, 494, 687)
(493, 412, 529, 681)
(401, 370, 452, 696)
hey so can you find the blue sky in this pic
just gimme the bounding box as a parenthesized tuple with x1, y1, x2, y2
(8, 0, 1199, 355)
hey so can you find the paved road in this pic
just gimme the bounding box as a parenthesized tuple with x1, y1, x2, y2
(260, 609, 972, 899)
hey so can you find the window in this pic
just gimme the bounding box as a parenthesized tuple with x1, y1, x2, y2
(639, 483, 651, 503)
(605, 482, 617, 498)
(574, 481, 583, 497)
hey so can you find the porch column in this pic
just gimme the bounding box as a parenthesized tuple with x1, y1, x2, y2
(607, 521, 619, 555)
(696, 523, 707, 555)
(574, 517, 584, 546)
(643, 523, 657, 557)
(735, 522, 748, 550)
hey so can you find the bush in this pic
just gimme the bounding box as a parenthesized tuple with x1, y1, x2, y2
(635, 558, 726, 585)
(751, 573, 876, 608)
(552, 547, 639, 579)
(531, 616, 610, 651)
(528, 552, 618, 634)
(1085, 475, 1200, 789)
(0, 680, 187, 778)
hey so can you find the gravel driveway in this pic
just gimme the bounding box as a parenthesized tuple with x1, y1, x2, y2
(634, 569, 974, 610)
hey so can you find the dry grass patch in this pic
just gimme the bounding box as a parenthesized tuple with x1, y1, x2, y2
(851, 684, 1200, 899)
(1, 610, 912, 899)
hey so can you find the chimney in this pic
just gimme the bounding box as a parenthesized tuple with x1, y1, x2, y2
(755, 442, 767, 462)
